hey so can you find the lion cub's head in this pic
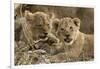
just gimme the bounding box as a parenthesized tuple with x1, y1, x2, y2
(24, 11, 51, 40)
(51, 17, 81, 45)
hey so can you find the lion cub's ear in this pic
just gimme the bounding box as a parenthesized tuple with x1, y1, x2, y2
(24, 10, 33, 20)
(52, 18, 60, 32)
(73, 18, 81, 27)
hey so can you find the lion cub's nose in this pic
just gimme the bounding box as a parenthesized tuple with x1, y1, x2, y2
(65, 34, 70, 38)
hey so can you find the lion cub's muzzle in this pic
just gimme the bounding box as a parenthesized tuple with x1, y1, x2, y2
(39, 32, 48, 39)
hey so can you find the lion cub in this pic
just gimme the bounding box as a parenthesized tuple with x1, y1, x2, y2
(15, 11, 55, 64)
(15, 11, 54, 50)
(48, 17, 94, 63)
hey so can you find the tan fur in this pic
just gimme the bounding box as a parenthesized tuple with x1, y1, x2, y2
(20, 11, 52, 47)
(48, 17, 94, 63)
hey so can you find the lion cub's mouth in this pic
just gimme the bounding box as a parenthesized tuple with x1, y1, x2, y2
(64, 38, 72, 43)
(39, 35, 47, 39)
(39, 33, 48, 39)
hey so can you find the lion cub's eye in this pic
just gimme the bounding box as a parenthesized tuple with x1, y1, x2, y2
(70, 26, 73, 31)
(47, 24, 49, 26)
(36, 24, 42, 27)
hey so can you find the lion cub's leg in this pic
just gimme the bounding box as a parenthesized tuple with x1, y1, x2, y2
(34, 35, 64, 55)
